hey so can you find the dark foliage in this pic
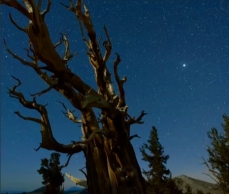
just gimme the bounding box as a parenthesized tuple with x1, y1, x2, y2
(203, 114, 229, 194)
(140, 126, 183, 194)
(37, 152, 64, 194)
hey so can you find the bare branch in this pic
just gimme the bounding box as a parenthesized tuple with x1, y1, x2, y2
(114, 53, 126, 108)
(127, 111, 148, 125)
(9, 13, 26, 32)
(34, 144, 41, 152)
(24, 48, 35, 61)
(78, 20, 90, 48)
(79, 167, 88, 179)
(103, 25, 112, 63)
(58, 101, 82, 123)
(54, 35, 63, 48)
(4, 39, 36, 68)
(1, 0, 32, 20)
(41, 0, 52, 16)
(8, 80, 84, 154)
(59, 153, 74, 169)
(60, 33, 78, 63)
(31, 85, 55, 97)
(129, 134, 140, 141)
(14, 111, 42, 124)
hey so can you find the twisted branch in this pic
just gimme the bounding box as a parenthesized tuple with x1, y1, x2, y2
(8, 77, 83, 154)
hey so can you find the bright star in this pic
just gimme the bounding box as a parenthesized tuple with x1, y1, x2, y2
(183, 64, 186, 67)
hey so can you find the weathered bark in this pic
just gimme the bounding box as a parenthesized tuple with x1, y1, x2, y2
(2, 1, 147, 193)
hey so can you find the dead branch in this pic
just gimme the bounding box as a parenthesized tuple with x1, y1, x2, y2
(9, 78, 83, 154)
(79, 167, 88, 179)
(4, 39, 84, 110)
(31, 85, 55, 97)
(114, 53, 126, 108)
(58, 101, 82, 123)
(14, 111, 42, 124)
(41, 0, 52, 16)
(1, 0, 32, 20)
(60, 33, 78, 63)
(129, 134, 140, 141)
(4, 39, 36, 68)
(59, 153, 74, 169)
(127, 111, 148, 125)
(9, 13, 26, 32)
(103, 25, 112, 63)
(54, 35, 63, 48)
(24, 48, 35, 61)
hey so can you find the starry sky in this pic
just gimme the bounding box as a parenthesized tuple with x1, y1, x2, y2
(1, 0, 229, 192)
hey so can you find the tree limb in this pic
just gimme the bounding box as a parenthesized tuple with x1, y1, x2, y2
(1, 0, 32, 20)
(79, 167, 88, 179)
(60, 33, 78, 64)
(59, 153, 74, 169)
(41, 0, 52, 16)
(129, 134, 140, 141)
(9, 78, 84, 154)
(4, 39, 36, 68)
(9, 13, 26, 33)
(14, 111, 42, 124)
(103, 25, 112, 63)
(127, 111, 148, 125)
(114, 53, 126, 108)
(58, 101, 82, 123)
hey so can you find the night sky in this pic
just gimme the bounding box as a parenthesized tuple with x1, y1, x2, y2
(1, 0, 229, 192)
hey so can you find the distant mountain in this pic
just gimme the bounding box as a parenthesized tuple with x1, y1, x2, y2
(24, 186, 84, 194)
(67, 186, 84, 191)
(29, 186, 45, 193)
(173, 175, 222, 194)
(5, 175, 221, 194)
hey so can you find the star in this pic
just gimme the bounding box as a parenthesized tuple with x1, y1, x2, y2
(183, 64, 186, 67)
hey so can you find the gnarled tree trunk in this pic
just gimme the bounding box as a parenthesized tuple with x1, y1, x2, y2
(2, 1, 147, 193)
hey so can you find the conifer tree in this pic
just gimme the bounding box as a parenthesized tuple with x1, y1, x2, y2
(37, 153, 65, 194)
(203, 114, 229, 194)
(140, 126, 183, 194)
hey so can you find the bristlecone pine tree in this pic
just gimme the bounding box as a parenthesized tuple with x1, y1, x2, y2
(37, 153, 65, 194)
(140, 126, 183, 194)
(2, 0, 147, 193)
(203, 114, 229, 194)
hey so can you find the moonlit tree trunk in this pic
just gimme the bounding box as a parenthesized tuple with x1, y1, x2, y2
(2, 1, 147, 193)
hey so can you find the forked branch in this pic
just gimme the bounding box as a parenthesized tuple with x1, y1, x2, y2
(59, 101, 82, 123)
(8, 77, 83, 154)
(127, 110, 148, 125)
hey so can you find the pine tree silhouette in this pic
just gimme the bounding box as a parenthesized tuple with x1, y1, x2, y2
(37, 153, 64, 194)
(140, 126, 183, 194)
(203, 114, 229, 194)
